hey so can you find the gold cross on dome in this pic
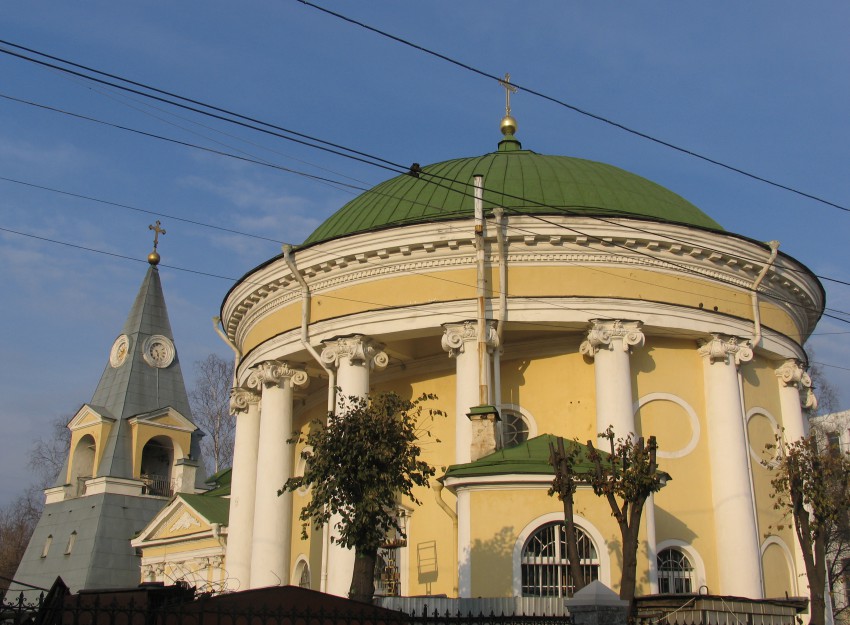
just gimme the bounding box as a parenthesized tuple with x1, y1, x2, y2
(149, 220, 166, 250)
(498, 73, 518, 116)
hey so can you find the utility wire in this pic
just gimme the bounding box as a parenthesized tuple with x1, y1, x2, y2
(295, 0, 849, 215)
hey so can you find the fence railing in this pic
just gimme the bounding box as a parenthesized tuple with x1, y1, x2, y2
(140, 474, 174, 497)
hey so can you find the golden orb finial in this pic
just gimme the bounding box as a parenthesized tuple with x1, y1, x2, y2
(500, 115, 517, 136)
(148, 251, 161, 266)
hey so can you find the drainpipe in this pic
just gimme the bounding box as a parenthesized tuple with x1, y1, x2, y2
(282, 244, 336, 413)
(212, 317, 241, 387)
(751, 241, 780, 349)
(432, 482, 459, 596)
(492, 207, 508, 437)
(474, 175, 489, 406)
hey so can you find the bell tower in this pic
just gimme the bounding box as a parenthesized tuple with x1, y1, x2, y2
(12, 227, 206, 593)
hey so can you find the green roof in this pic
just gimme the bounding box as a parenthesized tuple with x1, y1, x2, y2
(444, 434, 600, 480)
(177, 493, 230, 525)
(203, 467, 232, 497)
(304, 136, 722, 246)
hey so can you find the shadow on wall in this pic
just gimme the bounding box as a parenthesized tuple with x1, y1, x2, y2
(469, 526, 516, 596)
(417, 540, 438, 592)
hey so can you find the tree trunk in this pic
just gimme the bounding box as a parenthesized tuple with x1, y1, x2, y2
(619, 522, 639, 601)
(349, 547, 377, 604)
(562, 497, 587, 595)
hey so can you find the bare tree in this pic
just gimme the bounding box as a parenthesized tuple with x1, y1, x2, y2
(28, 416, 72, 490)
(189, 354, 235, 474)
(0, 488, 42, 595)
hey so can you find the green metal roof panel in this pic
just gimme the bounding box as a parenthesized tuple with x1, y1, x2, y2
(304, 149, 722, 246)
(177, 493, 230, 525)
(443, 434, 601, 480)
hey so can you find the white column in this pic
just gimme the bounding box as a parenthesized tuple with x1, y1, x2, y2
(579, 319, 645, 445)
(775, 359, 815, 595)
(249, 361, 309, 588)
(776, 359, 815, 443)
(442, 321, 498, 465)
(224, 382, 261, 591)
(320, 335, 388, 597)
(698, 333, 762, 598)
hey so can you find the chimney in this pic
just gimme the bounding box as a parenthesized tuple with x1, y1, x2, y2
(467, 405, 501, 461)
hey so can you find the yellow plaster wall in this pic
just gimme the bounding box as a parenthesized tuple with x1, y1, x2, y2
(632, 338, 719, 591)
(238, 265, 800, 355)
(500, 351, 596, 442)
(141, 536, 222, 559)
(762, 542, 794, 598)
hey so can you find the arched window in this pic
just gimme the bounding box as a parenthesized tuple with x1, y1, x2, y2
(294, 559, 310, 589)
(140, 437, 174, 497)
(657, 547, 695, 594)
(64, 531, 77, 555)
(501, 410, 530, 448)
(41, 535, 53, 558)
(70, 435, 96, 496)
(521, 522, 599, 597)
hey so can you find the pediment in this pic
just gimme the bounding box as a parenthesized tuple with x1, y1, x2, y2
(68, 404, 116, 430)
(129, 407, 197, 433)
(134, 497, 210, 544)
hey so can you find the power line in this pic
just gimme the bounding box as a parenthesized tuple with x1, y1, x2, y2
(295, 0, 850, 215)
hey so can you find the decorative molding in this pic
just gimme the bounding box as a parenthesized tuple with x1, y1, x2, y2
(775, 359, 817, 410)
(697, 333, 753, 366)
(229, 387, 261, 414)
(634, 393, 700, 459)
(746, 407, 781, 468)
(579, 319, 644, 359)
(168, 511, 201, 533)
(109, 334, 131, 368)
(441, 321, 498, 358)
(253, 360, 309, 389)
(223, 218, 821, 349)
(320, 335, 388, 370)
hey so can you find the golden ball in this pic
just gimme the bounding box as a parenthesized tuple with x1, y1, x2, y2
(500, 115, 517, 136)
(148, 251, 161, 266)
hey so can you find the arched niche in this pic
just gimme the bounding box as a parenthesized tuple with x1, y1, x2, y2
(69, 434, 96, 496)
(140, 436, 175, 497)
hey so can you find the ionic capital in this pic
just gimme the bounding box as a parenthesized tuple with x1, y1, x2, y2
(579, 319, 645, 359)
(775, 359, 817, 409)
(441, 321, 499, 358)
(229, 387, 261, 414)
(697, 333, 753, 366)
(321, 335, 388, 371)
(252, 360, 310, 390)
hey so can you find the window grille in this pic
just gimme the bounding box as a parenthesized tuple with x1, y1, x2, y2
(657, 548, 695, 594)
(501, 410, 530, 448)
(521, 522, 599, 597)
(375, 546, 401, 596)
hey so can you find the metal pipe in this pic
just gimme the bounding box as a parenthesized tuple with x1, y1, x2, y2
(282, 244, 336, 413)
(473, 175, 488, 406)
(751, 240, 780, 349)
(432, 482, 458, 596)
(212, 316, 241, 387)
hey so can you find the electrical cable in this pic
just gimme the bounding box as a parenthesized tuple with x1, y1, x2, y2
(295, 0, 849, 214)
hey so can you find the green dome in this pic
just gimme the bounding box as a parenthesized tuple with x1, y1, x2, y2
(303, 139, 722, 246)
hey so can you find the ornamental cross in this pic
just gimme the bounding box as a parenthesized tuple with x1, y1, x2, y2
(149, 220, 166, 250)
(498, 72, 518, 116)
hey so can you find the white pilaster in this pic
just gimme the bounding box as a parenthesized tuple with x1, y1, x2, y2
(580, 319, 645, 445)
(224, 383, 261, 591)
(698, 333, 762, 598)
(249, 361, 308, 589)
(442, 321, 498, 465)
(320, 335, 387, 597)
(775, 358, 815, 595)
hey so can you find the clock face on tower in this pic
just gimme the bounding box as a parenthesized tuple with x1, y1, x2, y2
(142, 335, 175, 369)
(109, 335, 131, 368)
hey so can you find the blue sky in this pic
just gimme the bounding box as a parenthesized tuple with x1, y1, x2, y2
(1, 2, 848, 505)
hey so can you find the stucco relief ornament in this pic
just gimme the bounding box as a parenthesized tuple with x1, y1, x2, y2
(229, 386, 261, 414)
(254, 360, 309, 389)
(775, 359, 818, 410)
(579, 319, 645, 359)
(321, 336, 388, 371)
(441, 321, 499, 358)
(169, 511, 201, 532)
(697, 333, 753, 366)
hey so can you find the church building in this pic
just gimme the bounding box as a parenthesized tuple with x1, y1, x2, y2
(204, 107, 823, 602)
